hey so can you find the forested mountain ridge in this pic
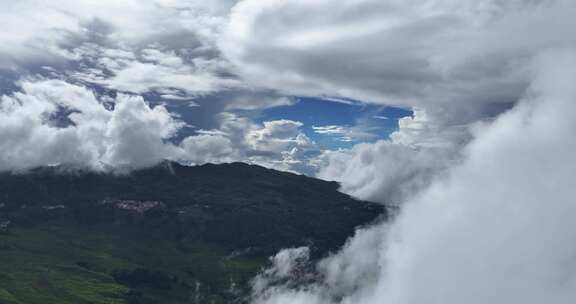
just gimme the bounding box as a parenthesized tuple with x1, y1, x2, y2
(0, 161, 385, 304)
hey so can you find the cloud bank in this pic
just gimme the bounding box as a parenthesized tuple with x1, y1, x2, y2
(0, 78, 320, 173)
(252, 48, 576, 304)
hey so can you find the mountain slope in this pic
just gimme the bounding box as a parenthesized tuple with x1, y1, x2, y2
(0, 162, 385, 304)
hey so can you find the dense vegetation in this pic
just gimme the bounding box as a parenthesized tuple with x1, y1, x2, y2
(0, 162, 385, 303)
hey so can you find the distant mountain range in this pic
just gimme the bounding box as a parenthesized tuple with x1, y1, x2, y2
(0, 161, 385, 304)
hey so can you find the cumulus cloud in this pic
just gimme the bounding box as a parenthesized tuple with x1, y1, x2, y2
(0, 79, 183, 171)
(180, 132, 238, 164)
(245, 120, 321, 173)
(390, 108, 470, 149)
(247, 120, 306, 152)
(317, 106, 472, 204)
(178, 116, 321, 174)
(318, 141, 448, 204)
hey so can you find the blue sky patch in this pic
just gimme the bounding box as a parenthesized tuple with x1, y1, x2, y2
(257, 97, 413, 149)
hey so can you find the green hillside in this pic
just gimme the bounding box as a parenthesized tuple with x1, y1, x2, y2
(0, 162, 385, 303)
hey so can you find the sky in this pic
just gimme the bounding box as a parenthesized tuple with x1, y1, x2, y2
(257, 97, 413, 149)
(0, 0, 417, 175)
(1, 1, 576, 304)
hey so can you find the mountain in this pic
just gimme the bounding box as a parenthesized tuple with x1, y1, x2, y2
(0, 161, 385, 304)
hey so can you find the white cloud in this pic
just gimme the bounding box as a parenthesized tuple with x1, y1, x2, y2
(0, 79, 183, 171)
(246, 120, 306, 152)
(318, 141, 448, 204)
(179, 133, 238, 164)
(252, 247, 311, 298)
(245, 120, 321, 174)
(0, 0, 241, 99)
(313, 125, 355, 142)
(0, 0, 233, 55)
(313, 124, 380, 143)
(316, 108, 468, 204)
(98, 55, 237, 95)
(65, 41, 241, 96)
(390, 108, 470, 149)
(101, 94, 183, 168)
(313, 125, 347, 135)
(365, 49, 576, 304)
